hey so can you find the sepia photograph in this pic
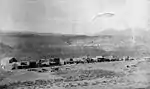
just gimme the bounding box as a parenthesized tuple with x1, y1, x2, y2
(0, 0, 150, 89)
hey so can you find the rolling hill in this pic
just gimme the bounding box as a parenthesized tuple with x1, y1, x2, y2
(0, 29, 150, 61)
(0, 32, 107, 60)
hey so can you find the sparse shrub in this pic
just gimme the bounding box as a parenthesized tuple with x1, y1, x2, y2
(55, 69, 122, 82)
(82, 82, 89, 86)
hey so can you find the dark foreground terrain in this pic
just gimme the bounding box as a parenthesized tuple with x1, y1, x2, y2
(0, 60, 150, 89)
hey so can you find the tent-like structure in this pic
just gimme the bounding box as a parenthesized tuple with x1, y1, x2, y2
(0, 57, 18, 71)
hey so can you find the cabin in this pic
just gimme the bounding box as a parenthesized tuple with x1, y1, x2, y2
(96, 56, 103, 59)
(38, 59, 49, 67)
(29, 61, 37, 68)
(49, 58, 56, 66)
(20, 61, 29, 66)
(9, 57, 18, 63)
(69, 58, 75, 64)
(17, 61, 29, 69)
(64, 58, 76, 65)
(74, 58, 85, 64)
(12, 62, 21, 70)
(53, 58, 61, 66)
(91, 58, 98, 62)
(86, 57, 95, 63)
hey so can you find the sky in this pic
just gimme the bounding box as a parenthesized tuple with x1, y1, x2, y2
(0, 0, 149, 35)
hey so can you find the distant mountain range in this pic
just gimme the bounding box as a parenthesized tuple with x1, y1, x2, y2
(0, 29, 150, 60)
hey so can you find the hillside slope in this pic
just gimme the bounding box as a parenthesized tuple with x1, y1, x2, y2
(0, 29, 150, 60)
(0, 33, 107, 60)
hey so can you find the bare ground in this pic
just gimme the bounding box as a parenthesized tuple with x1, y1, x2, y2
(1, 60, 150, 89)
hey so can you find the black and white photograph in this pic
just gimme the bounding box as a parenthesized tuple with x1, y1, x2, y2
(0, 0, 150, 89)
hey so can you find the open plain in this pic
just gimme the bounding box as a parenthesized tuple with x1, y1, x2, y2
(0, 60, 150, 89)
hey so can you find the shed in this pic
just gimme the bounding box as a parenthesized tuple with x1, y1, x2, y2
(29, 61, 37, 68)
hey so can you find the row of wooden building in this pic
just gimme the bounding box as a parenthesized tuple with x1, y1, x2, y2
(0, 55, 137, 71)
(0, 57, 61, 70)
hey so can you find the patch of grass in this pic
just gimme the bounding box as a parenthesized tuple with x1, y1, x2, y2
(0, 79, 63, 89)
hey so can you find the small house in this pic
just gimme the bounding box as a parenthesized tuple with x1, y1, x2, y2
(29, 61, 37, 68)
(38, 59, 50, 67)
(9, 57, 18, 63)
